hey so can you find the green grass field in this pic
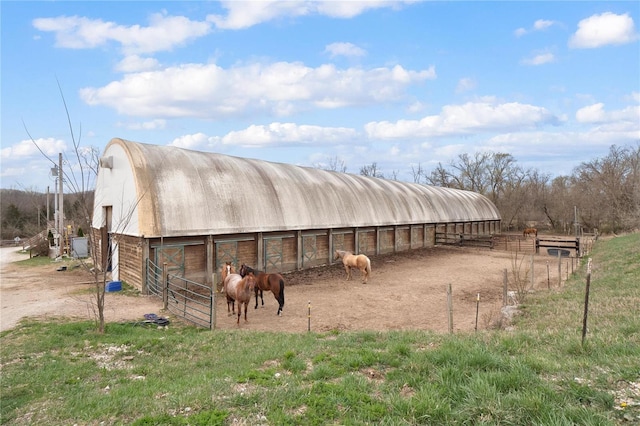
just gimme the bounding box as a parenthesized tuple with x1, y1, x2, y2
(2, 233, 638, 425)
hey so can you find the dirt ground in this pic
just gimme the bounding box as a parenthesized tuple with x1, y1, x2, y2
(0, 247, 163, 332)
(0, 243, 565, 334)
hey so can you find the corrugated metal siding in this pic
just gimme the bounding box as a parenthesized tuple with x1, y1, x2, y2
(99, 138, 501, 237)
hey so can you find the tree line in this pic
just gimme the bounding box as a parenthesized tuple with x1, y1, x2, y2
(324, 143, 640, 234)
(2, 143, 638, 241)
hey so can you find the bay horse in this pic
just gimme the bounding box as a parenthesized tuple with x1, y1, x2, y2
(334, 249, 371, 284)
(523, 228, 538, 238)
(238, 264, 285, 316)
(223, 271, 256, 324)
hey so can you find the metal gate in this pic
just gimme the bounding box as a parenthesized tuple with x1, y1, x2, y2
(166, 274, 214, 329)
(146, 258, 162, 298)
(145, 258, 214, 329)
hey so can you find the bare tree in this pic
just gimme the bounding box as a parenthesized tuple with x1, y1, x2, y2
(314, 155, 347, 173)
(23, 80, 112, 332)
(450, 152, 491, 193)
(426, 162, 454, 187)
(360, 162, 384, 178)
(571, 144, 640, 232)
(410, 163, 425, 183)
(542, 176, 574, 232)
(486, 153, 517, 204)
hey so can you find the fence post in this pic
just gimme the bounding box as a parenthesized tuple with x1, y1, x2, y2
(210, 279, 216, 330)
(502, 268, 508, 306)
(581, 259, 592, 346)
(474, 293, 480, 332)
(546, 261, 550, 289)
(557, 250, 562, 287)
(446, 283, 453, 334)
(530, 254, 534, 290)
(162, 262, 168, 310)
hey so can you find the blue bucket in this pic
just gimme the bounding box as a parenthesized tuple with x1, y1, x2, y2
(106, 281, 122, 292)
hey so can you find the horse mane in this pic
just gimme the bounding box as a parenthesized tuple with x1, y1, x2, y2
(240, 263, 264, 277)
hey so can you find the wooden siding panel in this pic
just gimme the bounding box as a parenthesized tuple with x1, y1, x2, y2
(397, 227, 410, 252)
(118, 235, 143, 290)
(379, 229, 394, 254)
(411, 226, 424, 249)
(358, 230, 376, 256)
(184, 244, 205, 281)
(237, 239, 257, 267)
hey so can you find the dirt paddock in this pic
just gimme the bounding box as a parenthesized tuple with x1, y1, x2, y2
(2, 244, 567, 333)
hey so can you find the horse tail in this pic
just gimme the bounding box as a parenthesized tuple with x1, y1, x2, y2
(365, 257, 371, 275)
(278, 278, 285, 307)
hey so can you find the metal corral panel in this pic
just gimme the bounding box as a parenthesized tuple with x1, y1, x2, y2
(92, 138, 501, 237)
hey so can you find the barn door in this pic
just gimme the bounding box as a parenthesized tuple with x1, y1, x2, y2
(264, 238, 283, 272)
(155, 245, 185, 277)
(215, 241, 238, 272)
(302, 235, 317, 268)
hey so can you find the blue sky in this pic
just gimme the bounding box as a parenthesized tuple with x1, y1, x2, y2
(1, 1, 639, 192)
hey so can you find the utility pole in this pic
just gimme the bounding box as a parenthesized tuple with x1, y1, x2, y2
(58, 153, 64, 256)
(46, 186, 50, 222)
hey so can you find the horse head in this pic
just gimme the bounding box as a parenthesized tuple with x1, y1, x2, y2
(239, 263, 258, 277)
(244, 272, 256, 291)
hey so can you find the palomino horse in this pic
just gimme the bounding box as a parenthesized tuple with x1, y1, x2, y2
(523, 228, 538, 238)
(223, 271, 256, 324)
(238, 264, 285, 316)
(334, 250, 371, 284)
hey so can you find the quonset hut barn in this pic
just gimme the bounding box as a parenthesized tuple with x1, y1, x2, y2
(92, 138, 501, 292)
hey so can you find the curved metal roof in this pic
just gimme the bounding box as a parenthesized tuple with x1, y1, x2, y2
(92, 138, 501, 237)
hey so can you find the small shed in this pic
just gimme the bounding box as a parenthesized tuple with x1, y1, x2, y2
(92, 138, 501, 291)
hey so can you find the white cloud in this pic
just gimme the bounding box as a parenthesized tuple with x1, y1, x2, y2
(406, 101, 425, 113)
(324, 42, 366, 58)
(576, 103, 640, 124)
(455, 77, 476, 93)
(1, 138, 67, 160)
(220, 122, 358, 147)
(514, 19, 557, 37)
(514, 27, 527, 37)
(80, 62, 436, 119)
(208, 0, 416, 30)
(117, 119, 167, 130)
(533, 19, 555, 31)
(33, 12, 211, 55)
(521, 52, 555, 66)
(115, 55, 160, 73)
(169, 132, 217, 150)
(576, 103, 606, 123)
(364, 101, 560, 139)
(569, 12, 638, 48)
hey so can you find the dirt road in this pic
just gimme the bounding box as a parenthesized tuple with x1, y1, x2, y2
(0, 247, 162, 332)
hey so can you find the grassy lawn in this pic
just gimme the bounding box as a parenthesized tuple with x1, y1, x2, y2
(1, 234, 638, 425)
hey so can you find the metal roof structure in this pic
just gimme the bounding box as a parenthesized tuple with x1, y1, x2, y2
(92, 138, 501, 238)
